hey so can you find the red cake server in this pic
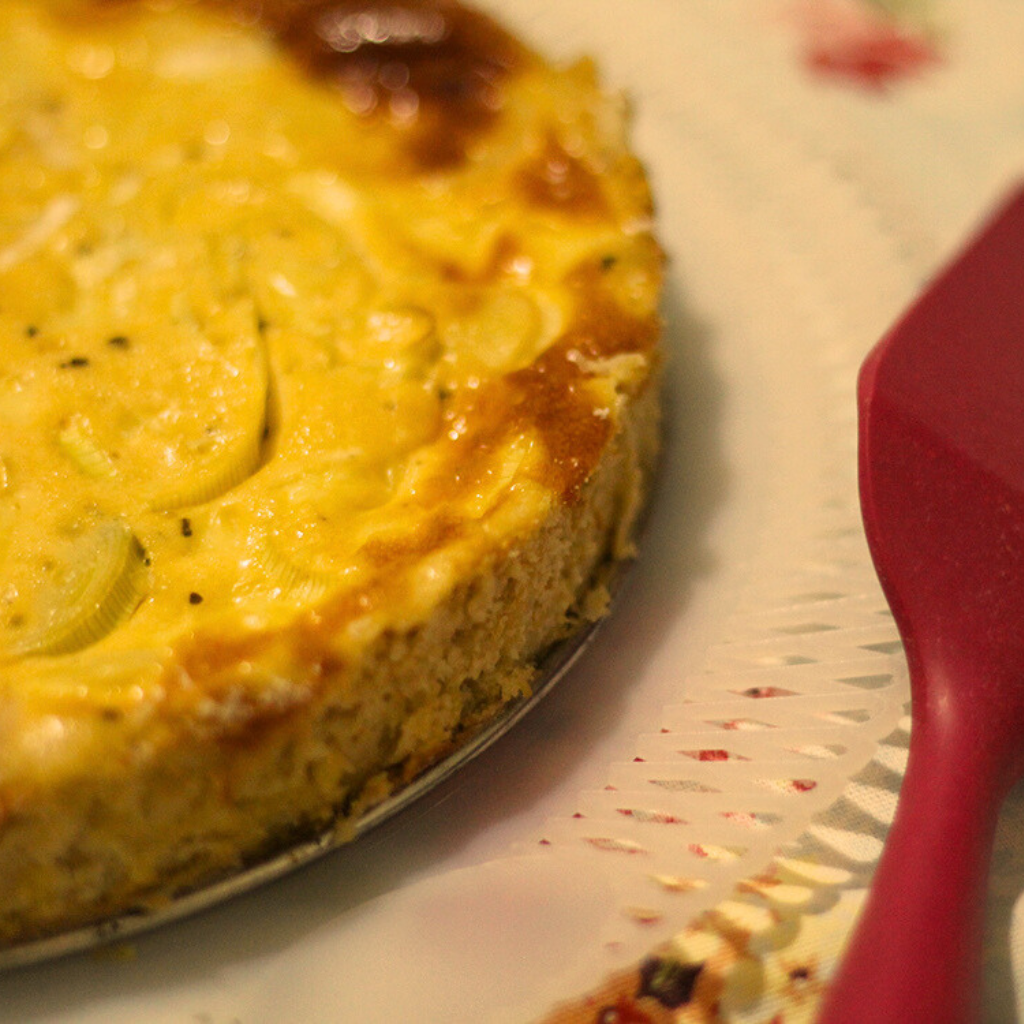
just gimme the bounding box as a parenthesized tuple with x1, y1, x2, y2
(818, 183, 1024, 1024)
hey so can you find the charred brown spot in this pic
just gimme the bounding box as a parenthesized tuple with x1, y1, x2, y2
(563, 257, 662, 360)
(417, 260, 657, 505)
(438, 232, 524, 284)
(278, 1, 527, 166)
(83, 0, 528, 168)
(360, 512, 465, 566)
(87, 0, 525, 171)
(516, 133, 610, 218)
(507, 348, 612, 503)
(428, 346, 609, 506)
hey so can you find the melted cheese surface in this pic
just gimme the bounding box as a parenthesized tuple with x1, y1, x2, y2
(0, 0, 661, 708)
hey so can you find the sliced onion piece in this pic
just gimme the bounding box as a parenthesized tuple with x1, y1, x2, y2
(58, 414, 117, 480)
(145, 301, 270, 511)
(256, 538, 336, 605)
(8, 519, 147, 658)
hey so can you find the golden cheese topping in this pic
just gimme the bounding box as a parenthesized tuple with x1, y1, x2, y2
(0, 0, 661, 717)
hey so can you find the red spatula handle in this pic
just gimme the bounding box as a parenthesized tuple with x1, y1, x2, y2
(815, 706, 1004, 1024)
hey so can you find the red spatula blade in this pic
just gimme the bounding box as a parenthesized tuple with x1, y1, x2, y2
(862, 184, 1024, 705)
(818, 182, 1024, 1024)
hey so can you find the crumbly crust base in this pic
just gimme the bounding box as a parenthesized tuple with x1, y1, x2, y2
(0, 376, 659, 947)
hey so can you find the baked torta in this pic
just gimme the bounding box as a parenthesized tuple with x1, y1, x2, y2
(0, 0, 663, 947)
